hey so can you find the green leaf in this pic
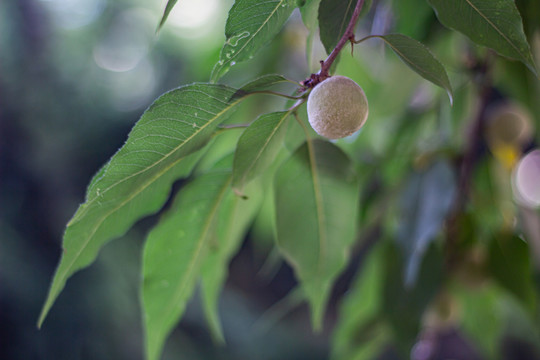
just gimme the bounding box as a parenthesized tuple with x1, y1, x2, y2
(156, 0, 178, 32)
(200, 179, 263, 343)
(142, 168, 232, 360)
(211, 0, 297, 82)
(396, 160, 456, 286)
(232, 111, 293, 191)
(240, 74, 294, 93)
(453, 283, 504, 359)
(300, 0, 321, 32)
(488, 233, 537, 312)
(382, 243, 443, 354)
(391, 0, 433, 39)
(38, 84, 244, 328)
(232, 74, 296, 100)
(274, 139, 360, 329)
(376, 34, 454, 104)
(427, 0, 538, 76)
(300, 0, 322, 67)
(318, 0, 356, 55)
(331, 242, 389, 360)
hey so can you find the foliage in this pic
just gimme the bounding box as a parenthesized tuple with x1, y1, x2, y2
(38, 0, 540, 359)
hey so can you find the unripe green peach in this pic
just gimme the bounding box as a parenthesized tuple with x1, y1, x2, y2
(307, 76, 368, 139)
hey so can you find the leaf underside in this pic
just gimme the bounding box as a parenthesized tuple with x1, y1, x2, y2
(377, 34, 454, 104)
(38, 84, 244, 328)
(231, 74, 295, 100)
(331, 242, 388, 360)
(428, 0, 538, 76)
(200, 178, 263, 343)
(142, 167, 233, 360)
(232, 110, 293, 191)
(274, 139, 360, 329)
(156, 0, 179, 32)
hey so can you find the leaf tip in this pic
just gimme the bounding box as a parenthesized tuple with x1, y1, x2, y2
(447, 89, 454, 106)
(37, 303, 50, 330)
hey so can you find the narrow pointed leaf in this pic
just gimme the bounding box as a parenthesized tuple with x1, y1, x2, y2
(332, 243, 388, 360)
(200, 180, 263, 343)
(231, 74, 296, 100)
(232, 111, 293, 191)
(427, 0, 538, 76)
(488, 234, 537, 312)
(396, 161, 456, 286)
(377, 34, 453, 104)
(240, 74, 294, 93)
(142, 168, 232, 360)
(274, 139, 360, 329)
(300, 0, 321, 32)
(300, 0, 322, 67)
(157, 0, 178, 32)
(211, 0, 296, 82)
(38, 84, 243, 327)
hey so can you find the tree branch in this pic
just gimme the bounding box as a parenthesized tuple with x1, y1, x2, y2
(302, 0, 366, 89)
(445, 55, 494, 269)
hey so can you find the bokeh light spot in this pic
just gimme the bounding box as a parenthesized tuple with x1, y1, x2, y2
(513, 149, 540, 209)
(93, 9, 153, 73)
(40, 0, 105, 29)
(167, 0, 219, 29)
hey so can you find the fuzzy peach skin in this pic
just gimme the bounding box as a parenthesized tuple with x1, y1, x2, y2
(307, 76, 368, 139)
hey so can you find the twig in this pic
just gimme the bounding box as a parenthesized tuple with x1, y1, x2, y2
(445, 55, 493, 269)
(302, 0, 366, 89)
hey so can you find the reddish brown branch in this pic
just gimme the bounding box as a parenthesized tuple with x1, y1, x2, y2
(302, 0, 365, 89)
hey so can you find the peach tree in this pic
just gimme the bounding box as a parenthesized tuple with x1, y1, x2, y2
(39, 0, 540, 359)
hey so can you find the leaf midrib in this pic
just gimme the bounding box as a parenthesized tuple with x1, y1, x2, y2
(306, 140, 327, 275)
(464, 0, 526, 60)
(76, 90, 240, 218)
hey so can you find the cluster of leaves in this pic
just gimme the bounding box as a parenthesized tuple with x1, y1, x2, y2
(39, 0, 539, 360)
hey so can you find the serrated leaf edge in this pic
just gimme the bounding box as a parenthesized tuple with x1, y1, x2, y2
(38, 86, 243, 328)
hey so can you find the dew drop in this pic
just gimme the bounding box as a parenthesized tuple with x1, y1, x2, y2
(226, 31, 250, 46)
(231, 61, 236, 66)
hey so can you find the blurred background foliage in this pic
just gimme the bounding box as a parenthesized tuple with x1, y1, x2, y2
(1, 0, 540, 359)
